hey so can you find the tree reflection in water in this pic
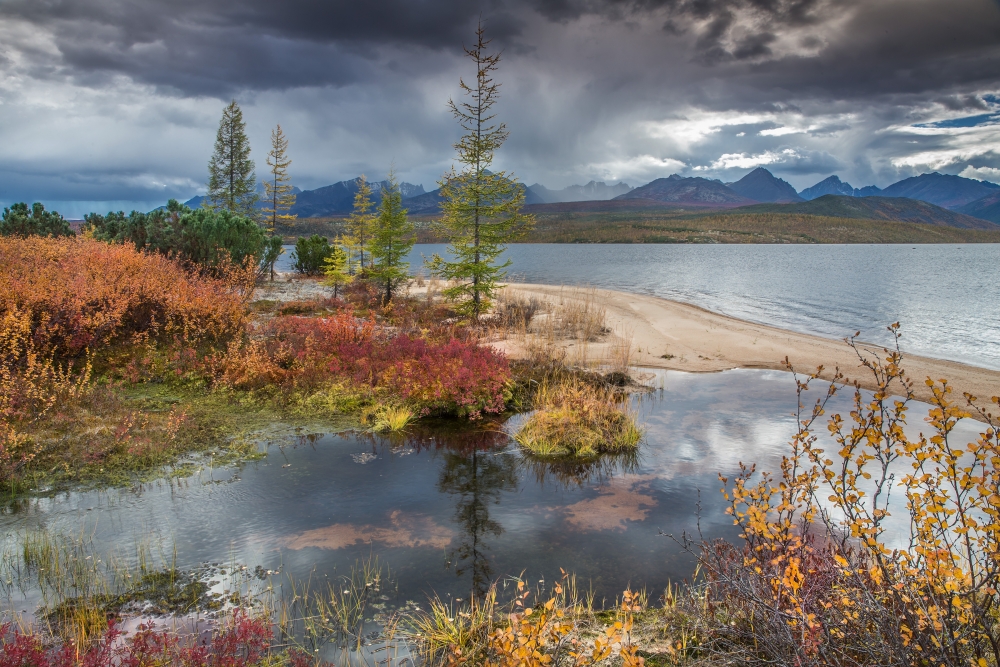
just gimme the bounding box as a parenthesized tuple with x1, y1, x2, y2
(355, 421, 642, 596)
(437, 430, 518, 596)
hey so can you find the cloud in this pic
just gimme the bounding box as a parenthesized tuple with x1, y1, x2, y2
(697, 147, 842, 175)
(1, 0, 1000, 201)
(959, 165, 1000, 185)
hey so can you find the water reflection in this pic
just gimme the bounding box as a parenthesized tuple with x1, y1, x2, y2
(438, 446, 518, 596)
(2, 368, 989, 616)
(519, 452, 640, 489)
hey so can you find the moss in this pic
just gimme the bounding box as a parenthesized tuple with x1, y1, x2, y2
(2, 380, 359, 500)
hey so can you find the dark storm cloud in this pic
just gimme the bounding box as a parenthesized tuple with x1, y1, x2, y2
(1, 0, 1000, 203)
(3, 0, 997, 97)
(0, 0, 527, 94)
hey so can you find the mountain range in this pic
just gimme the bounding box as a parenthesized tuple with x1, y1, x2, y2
(615, 174, 754, 207)
(529, 181, 633, 203)
(173, 167, 1000, 228)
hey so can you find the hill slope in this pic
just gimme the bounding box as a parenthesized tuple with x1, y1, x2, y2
(733, 195, 999, 229)
(957, 191, 1000, 224)
(523, 211, 1000, 244)
(615, 175, 755, 207)
(728, 167, 803, 202)
(878, 172, 998, 209)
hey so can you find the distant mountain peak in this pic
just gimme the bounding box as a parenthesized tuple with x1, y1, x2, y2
(879, 172, 999, 209)
(528, 180, 633, 203)
(614, 176, 755, 207)
(728, 167, 803, 203)
(800, 175, 856, 200)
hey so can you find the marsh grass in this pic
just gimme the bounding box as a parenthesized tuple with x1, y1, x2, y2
(2, 531, 223, 648)
(1, 384, 274, 498)
(273, 555, 396, 654)
(514, 379, 642, 458)
(406, 586, 498, 666)
(369, 405, 415, 433)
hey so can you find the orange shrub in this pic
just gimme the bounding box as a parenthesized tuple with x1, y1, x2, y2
(0, 236, 250, 362)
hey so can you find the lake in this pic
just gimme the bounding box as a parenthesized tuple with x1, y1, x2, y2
(277, 243, 1000, 370)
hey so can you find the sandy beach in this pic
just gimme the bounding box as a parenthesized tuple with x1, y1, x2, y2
(255, 275, 1000, 406)
(500, 283, 1000, 406)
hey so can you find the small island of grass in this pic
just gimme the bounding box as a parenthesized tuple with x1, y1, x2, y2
(514, 378, 643, 458)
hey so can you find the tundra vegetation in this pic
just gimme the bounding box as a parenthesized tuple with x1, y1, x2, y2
(5, 23, 1000, 667)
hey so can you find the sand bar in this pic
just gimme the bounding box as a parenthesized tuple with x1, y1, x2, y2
(502, 283, 1000, 406)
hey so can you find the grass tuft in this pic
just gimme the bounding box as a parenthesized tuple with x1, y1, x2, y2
(515, 379, 642, 458)
(370, 405, 415, 433)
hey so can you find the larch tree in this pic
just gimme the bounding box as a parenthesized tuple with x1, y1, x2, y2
(260, 124, 295, 280)
(428, 21, 534, 321)
(322, 242, 353, 298)
(262, 124, 296, 233)
(347, 175, 376, 273)
(206, 100, 259, 218)
(370, 170, 414, 305)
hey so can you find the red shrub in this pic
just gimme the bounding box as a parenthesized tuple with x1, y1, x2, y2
(221, 312, 510, 416)
(0, 612, 274, 667)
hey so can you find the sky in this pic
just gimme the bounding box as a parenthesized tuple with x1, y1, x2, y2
(2, 0, 1000, 217)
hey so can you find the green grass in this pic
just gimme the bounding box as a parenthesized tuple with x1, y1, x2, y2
(3, 380, 358, 500)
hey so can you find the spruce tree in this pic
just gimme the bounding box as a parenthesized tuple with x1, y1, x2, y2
(370, 170, 414, 305)
(262, 124, 296, 233)
(347, 175, 376, 273)
(206, 100, 258, 218)
(428, 21, 534, 321)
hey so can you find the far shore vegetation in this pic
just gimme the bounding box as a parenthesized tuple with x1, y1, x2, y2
(264, 208, 1000, 244)
(3, 19, 1000, 667)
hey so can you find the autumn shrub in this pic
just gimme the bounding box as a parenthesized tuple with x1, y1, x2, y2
(0, 611, 273, 667)
(0, 236, 250, 362)
(0, 236, 252, 488)
(699, 326, 1000, 666)
(515, 379, 642, 458)
(219, 311, 510, 417)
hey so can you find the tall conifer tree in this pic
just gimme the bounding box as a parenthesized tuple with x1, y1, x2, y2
(347, 175, 376, 272)
(428, 21, 533, 320)
(370, 170, 414, 305)
(206, 100, 258, 218)
(262, 124, 296, 232)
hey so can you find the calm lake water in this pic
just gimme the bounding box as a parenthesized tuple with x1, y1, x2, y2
(0, 370, 985, 618)
(278, 243, 1000, 370)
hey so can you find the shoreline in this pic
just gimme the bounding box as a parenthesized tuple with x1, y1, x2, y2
(500, 283, 1000, 407)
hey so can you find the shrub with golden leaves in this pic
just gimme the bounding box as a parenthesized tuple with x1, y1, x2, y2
(702, 324, 1000, 666)
(0, 236, 249, 363)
